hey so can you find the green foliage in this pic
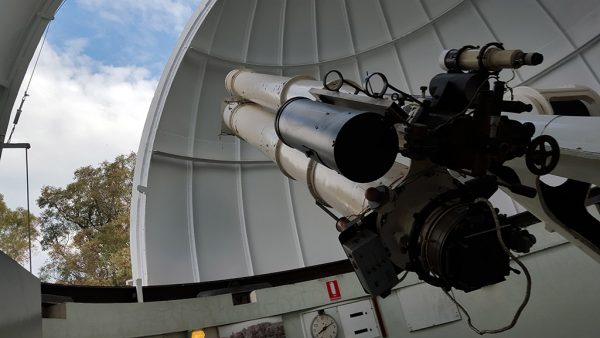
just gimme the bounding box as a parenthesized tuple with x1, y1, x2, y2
(37, 153, 135, 286)
(0, 194, 37, 265)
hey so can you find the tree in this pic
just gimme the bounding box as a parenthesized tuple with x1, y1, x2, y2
(0, 194, 37, 266)
(37, 153, 135, 286)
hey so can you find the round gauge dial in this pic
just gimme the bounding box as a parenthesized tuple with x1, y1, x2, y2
(310, 313, 338, 338)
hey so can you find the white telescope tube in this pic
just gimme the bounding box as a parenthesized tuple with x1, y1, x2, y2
(223, 101, 407, 216)
(500, 112, 600, 262)
(505, 86, 600, 186)
(505, 112, 600, 187)
(499, 87, 600, 263)
(225, 69, 358, 111)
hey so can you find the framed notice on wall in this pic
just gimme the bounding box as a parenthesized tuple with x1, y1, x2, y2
(218, 316, 286, 338)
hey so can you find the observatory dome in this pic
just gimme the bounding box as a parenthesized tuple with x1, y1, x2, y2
(131, 0, 600, 285)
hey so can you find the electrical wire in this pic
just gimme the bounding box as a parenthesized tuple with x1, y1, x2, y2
(7, 0, 62, 143)
(443, 197, 532, 335)
(57, 0, 69, 13)
(25, 148, 32, 272)
(7, 27, 50, 141)
(504, 70, 516, 101)
(6, 0, 68, 269)
(397, 270, 409, 284)
(315, 201, 340, 222)
(504, 70, 517, 87)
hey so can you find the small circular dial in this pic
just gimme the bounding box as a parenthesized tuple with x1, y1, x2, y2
(311, 313, 338, 338)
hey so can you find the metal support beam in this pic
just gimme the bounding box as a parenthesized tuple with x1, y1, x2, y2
(0, 142, 31, 149)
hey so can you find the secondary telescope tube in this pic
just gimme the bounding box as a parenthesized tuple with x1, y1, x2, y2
(223, 101, 407, 216)
(225, 69, 359, 111)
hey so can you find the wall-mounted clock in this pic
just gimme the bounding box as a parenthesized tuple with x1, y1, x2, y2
(310, 310, 339, 338)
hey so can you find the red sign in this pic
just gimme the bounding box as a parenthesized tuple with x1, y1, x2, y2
(326, 280, 341, 301)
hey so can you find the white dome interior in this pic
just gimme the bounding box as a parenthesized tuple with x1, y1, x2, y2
(131, 0, 600, 285)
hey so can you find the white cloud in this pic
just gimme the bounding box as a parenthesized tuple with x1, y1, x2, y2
(1, 1, 198, 277)
(1, 40, 157, 208)
(0, 41, 157, 276)
(76, 0, 198, 33)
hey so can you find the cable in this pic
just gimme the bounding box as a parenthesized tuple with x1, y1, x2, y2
(8, 0, 69, 269)
(443, 198, 532, 335)
(8, 30, 50, 139)
(25, 148, 32, 273)
(57, 0, 69, 13)
(25, 23, 49, 94)
(315, 201, 340, 222)
(7, 0, 59, 143)
(398, 270, 409, 284)
(504, 70, 516, 101)
(504, 70, 516, 87)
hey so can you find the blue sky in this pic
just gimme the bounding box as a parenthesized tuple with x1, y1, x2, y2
(0, 0, 200, 274)
(1, 0, 201, 212)
(49, 0, 198, 74)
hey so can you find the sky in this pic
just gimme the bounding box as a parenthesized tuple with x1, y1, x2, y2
(0, 0, 201, 274)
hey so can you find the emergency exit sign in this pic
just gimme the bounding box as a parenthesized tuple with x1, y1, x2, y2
(326, 280, 341, 301)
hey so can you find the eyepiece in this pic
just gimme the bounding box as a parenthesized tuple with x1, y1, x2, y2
(524, 52, 543, 66)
